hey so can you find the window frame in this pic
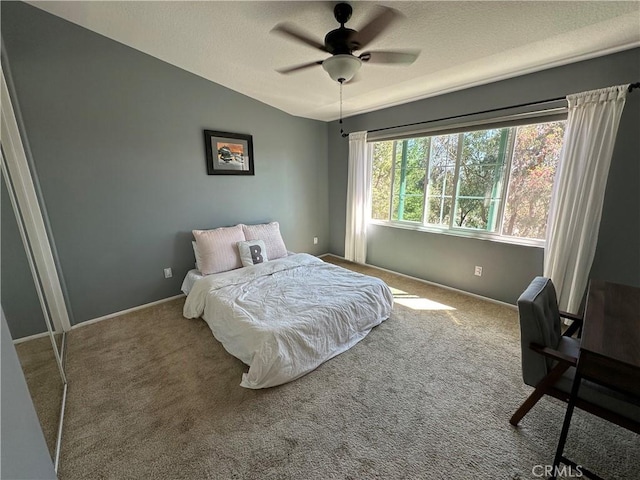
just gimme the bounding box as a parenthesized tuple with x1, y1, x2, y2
(368, 108, 568, 247)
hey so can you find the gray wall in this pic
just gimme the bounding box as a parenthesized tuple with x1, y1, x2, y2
(590, 87, 640, 287)
(1, 308, 57, 480)
(1, 1, 329, 326)
(366, 224, 543, 306)
(328, 48, 640, 304)
(1, 180, 48, 338)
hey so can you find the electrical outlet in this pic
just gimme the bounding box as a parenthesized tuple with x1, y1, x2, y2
(164, 268, 173, 279)
(474, 266, 483, 277)
(313, 237, 318, 245)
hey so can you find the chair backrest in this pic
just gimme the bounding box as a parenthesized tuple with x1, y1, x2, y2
(517, 276, 562, 387)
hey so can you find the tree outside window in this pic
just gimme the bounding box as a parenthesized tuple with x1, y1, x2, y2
(370, 119, 566, 242)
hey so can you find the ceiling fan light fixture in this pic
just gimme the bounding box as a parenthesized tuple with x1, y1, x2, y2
(322, 54, 361, 83)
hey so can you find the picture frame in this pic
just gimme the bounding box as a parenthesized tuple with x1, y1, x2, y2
(204, 130, 254, 175)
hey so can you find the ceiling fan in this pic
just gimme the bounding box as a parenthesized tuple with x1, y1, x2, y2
(272, 2, 420, 84)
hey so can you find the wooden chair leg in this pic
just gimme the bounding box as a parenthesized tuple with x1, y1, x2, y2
(510, 363, 571, 426)
(510, 388, 546, 426)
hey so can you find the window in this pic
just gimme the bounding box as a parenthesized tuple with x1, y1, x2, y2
(371, 119, 566, 243)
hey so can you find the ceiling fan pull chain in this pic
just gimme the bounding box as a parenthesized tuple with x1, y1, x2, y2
(340, 80, 343, 123)
(339, 80, 346, 137)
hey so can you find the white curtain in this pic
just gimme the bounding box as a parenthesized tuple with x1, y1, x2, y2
(344, 131, 373, 263)
(544, 85, 628, 313)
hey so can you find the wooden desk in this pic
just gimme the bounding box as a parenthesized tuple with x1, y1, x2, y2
(580, 280, 640, 396)
(552, 280, 640, 480)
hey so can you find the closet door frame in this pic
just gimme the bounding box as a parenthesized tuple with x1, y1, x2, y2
(1, 66, 71, 333)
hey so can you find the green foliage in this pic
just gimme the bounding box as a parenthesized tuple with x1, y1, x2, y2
(425, 135, 457, 226)
(371, 142, 393, 220)
(455, 128, 507, 230)
(392, 138, 428, 222)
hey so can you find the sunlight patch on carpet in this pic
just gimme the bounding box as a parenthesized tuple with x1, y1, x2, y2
(390, 287, 456, 311)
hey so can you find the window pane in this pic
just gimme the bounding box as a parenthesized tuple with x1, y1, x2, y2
(371, 141, 394, 220)
(425, 134, 457, 226)
(427, 196, 451, 225)
(502, 121, 565, 239)
(391, 139, 427, 222)
(454, 129, 509, 231)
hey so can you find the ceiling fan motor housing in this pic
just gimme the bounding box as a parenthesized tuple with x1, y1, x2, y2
(324, 28, 359, 54)
(326, 3, 359, 54)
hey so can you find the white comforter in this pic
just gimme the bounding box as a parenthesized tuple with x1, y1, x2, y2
(183, 253, 393, 389)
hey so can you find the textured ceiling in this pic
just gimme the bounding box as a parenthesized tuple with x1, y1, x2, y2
(28, 1, 640, 121)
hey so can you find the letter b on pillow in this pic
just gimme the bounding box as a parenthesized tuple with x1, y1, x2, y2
(249, 244, 264, 264)
(237, 240, 269, 267)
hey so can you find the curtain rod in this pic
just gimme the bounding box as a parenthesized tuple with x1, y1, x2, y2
(341, 81, 640, 138)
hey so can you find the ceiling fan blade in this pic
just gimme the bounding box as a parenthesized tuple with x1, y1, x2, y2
(271, 23, 328, 52)
(276, 60, 324, 75)
(359, 50, 420, 65)
(353, 6, 400, 50)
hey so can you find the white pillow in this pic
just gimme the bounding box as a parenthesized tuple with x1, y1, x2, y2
(192, 224, 246, 275)
(191, 241, 203, 272)
(237, 240, 269, 267)
(242, 222, 287, 260)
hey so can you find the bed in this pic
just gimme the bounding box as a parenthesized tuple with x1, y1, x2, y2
(182, 253, 393, 389)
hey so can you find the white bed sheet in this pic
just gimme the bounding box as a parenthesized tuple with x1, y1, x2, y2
(183, 253, 393, 389)
(181, 269, 205, 295)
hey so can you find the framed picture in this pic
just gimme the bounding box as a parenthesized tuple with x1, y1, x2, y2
(204, 130, 254, 175)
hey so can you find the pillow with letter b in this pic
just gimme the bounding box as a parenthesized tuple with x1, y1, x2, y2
(237, 240, 269, 267)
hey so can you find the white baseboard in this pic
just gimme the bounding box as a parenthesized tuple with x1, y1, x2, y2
(12, 330, 51, 345)
(322, 253, 517, 310)
(71, 293, 185, 330)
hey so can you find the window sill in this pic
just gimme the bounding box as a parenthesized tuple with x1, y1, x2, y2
(368, 220, 545, 248)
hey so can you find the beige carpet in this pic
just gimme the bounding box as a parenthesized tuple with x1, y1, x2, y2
(16, 334, 64, 458)
(50, 256, 638, 479)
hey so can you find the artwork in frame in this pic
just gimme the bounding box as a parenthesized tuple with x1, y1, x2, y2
(204, 130, 254, 175)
